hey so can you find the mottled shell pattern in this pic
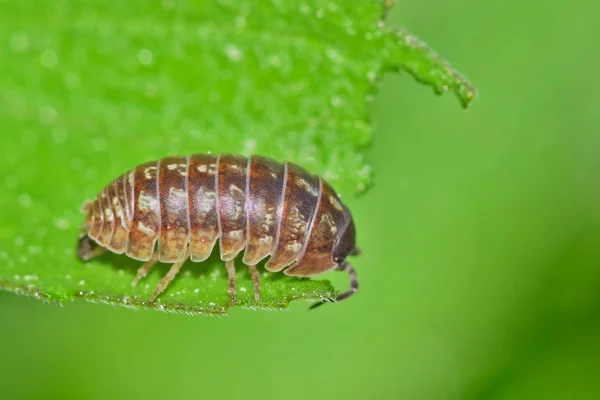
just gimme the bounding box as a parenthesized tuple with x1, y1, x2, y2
(81, 154, 356, 279)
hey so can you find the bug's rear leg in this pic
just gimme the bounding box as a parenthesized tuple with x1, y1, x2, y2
(77, 234, 106, 261)
(248, 264, 260, 302)
(309, 263, 358, 310)
(225, 259, 237, 305)
(149, 251, 188, 303)
(132, 252, 158, 287)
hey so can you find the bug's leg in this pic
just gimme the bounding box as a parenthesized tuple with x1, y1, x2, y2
(225, 259, 237, 305)
(149, 257, 186, 303)
(333, 262, 359, 302)
(248, 264, 260, 302)
(309, 263, 358, 310)
(132, 252, 158, 287)
(77, 234, 106, 261)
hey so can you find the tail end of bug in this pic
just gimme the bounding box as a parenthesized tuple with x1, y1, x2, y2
(308, 262, 358, 310)
(80, 199, 95, 233)
(80, 200, 94, 214)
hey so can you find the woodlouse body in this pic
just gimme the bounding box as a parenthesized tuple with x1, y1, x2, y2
(78, 153, 359, 307)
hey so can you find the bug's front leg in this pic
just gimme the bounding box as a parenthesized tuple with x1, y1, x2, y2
(309, 263, 358, 310)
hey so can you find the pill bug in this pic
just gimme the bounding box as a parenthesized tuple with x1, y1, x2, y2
(77, 154, 359, 308)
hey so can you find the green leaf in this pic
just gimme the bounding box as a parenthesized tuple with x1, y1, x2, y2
(383, 28, 477, 108)
(0, 0, 476, 315)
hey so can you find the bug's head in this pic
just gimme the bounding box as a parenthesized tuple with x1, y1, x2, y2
(332, 207, 360, 266)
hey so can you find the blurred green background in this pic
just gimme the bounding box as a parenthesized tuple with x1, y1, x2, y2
(2, 1, 600, 399)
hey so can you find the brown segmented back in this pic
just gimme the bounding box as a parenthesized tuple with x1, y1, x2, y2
(80, 153, 359, 306)
(108, 176, 128, 253)
(285, 180, 348, 276)
(97, 190, 114, 245)
(242, 156, 285, 266)
(265, 162, 320, 272)
(123, 170, 135, 224)
(217, 154, 249, 261)
(88, 197, 102, 239)
(126, 161, 161, 261)
(157, 156, 190, 262)
(187, 154, 219, 262)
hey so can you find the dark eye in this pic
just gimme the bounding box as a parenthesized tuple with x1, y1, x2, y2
(334, 256, 344, 263)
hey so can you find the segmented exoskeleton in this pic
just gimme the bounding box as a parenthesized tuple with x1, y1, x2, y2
(77, 154, 359, 307)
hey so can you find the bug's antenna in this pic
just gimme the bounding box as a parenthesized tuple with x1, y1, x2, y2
(309, 263, 358, 310)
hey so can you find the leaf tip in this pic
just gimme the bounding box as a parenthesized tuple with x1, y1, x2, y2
(381, 25, 478, 109)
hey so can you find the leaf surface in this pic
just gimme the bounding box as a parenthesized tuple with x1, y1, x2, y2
(0, 0, 475, 315)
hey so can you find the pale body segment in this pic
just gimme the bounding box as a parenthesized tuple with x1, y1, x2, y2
(78, 153, 359, 307)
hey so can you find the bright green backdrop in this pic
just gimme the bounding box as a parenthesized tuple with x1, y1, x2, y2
(1, 1, 599, 400)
